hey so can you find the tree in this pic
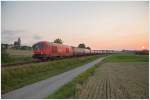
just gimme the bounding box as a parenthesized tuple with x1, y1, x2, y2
(78, 43, 86, 48)
(54, 38, 63, 44)
(86, 46, 91, 50)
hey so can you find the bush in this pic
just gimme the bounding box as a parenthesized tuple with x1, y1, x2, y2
(1, 48, 11, 63)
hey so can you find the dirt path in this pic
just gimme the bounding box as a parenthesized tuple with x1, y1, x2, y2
(2, 57, 106, 99)
(75, 62, 149, 99)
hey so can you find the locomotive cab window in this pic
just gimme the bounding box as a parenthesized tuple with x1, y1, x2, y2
(32, 43, 45, 50)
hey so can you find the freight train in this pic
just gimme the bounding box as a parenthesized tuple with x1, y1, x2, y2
(32, 41, 116, 59)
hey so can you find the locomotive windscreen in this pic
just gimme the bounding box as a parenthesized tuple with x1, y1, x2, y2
(32, 43, 45, 50)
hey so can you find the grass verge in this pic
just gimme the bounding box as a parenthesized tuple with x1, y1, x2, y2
(47, 64, 98, 99)
(2, 55, 101, 94)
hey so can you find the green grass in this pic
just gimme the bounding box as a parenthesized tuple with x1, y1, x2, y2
(48, 64, 98, 99)
(104, 53, 149, 62)
(2, 55, 101, 94)
(2, 49, 32, 64)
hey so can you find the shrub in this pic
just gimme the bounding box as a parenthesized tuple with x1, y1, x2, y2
(1, 48, 11, 63)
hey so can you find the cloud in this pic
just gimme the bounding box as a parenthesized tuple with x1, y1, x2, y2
(33, 35, 42, 40)
(1, 30, 43, 46)
(1, 30, 27, 44)
(2, 30, 26, 35)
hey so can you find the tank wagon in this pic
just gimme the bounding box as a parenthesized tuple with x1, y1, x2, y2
(32, 41, 117, 59)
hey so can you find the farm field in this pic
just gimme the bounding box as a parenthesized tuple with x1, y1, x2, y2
(75, 62, 148, 99)
(7, 49, 32, 57)
(2, 49, 32, 64)
(2, 55, 102, 94)
(48, 54, 149, 99)
(75, 54, 149, 99)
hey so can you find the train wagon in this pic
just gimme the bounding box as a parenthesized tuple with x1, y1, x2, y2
(84, 48, 91, 55)
(91, 50, 95, 55)
(72, 47, 86, 56)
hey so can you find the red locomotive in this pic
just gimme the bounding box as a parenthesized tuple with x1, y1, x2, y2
(32, 41, 91, 59)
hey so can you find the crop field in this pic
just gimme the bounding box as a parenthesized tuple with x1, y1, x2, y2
(48, 54, 149, 99)
(2, 55, 102, 94)
(2, 49, 32, 64)
(74, 54, 149, 99)
(7, 49, 32, 57)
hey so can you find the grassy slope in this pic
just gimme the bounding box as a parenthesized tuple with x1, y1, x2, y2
(47, 53, 149, 99)
(2, 55, 101, 94)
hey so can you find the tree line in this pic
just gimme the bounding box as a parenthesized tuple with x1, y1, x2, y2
(54, 38, 91, 50)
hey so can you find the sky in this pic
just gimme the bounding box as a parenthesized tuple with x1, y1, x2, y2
(1, 1, 149, 50)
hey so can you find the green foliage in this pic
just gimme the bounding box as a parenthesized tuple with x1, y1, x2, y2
(2, 55, 100, 94)
(48, 64, 98, 99)
(1, 49, 11, 63)
(54, 38, 63, 44)
(104, 54, 149, 62)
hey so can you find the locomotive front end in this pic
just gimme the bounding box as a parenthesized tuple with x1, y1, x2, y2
(32, 41, 49, 59)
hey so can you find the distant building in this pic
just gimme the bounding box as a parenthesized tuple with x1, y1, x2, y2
(1, 44, 13, 49)
(1, 44, 8, 49)
(14, 37, 21, 48)
(1, 38, 32, 50)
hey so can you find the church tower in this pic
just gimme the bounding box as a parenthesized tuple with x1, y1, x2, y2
(18, 37, 21, 46)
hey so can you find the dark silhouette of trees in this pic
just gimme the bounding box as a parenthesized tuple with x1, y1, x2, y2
(78, 43, 91, 49)
(54, 38, 63, 44)
(86, 47, 91, 50)
(78, 43, 86, 48)
(20, 46, 32, 50)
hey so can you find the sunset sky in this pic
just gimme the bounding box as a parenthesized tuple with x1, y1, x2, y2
(1, 1, 149, 50)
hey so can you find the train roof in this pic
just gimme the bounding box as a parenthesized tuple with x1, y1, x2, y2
(33, 41, 71, 47)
